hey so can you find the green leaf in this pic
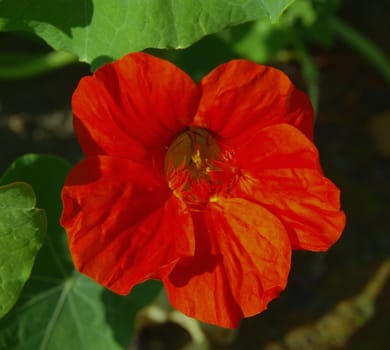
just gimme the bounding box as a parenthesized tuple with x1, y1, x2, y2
(0, 154, 163, 349)
(0, 272, 124, 350)
(0, 182, 46, 319)
(0, 154, 74, 277)
(0, 0, 295, 68)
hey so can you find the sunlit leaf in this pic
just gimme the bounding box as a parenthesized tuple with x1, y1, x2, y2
(0, 154, 162, 349)
(0, 182, 46, 318)
(0, 0, 295, 69)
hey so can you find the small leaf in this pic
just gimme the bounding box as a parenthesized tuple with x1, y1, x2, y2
(0, 0, 295, 68)
(0, 182, 46, 318)
(0, 154, 74, 276)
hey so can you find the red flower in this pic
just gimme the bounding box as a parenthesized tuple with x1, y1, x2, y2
(61, 52, 345, 328)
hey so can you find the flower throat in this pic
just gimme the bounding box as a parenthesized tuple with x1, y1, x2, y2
(165, 127, 221, 207)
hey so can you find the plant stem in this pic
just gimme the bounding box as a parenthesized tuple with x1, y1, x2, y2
(0, 51, 78, 80)
(292, 38, 320, 116)
(329, 17, 390, 84)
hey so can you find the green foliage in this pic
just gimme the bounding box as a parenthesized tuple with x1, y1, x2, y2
(0, 273, 123, 350)
(0, 182, 46, 319)
(220, 0, 341, 64)
(0, 154, 75, 277)
(0, 0, 295, 69)
(0, 155, 162, 349)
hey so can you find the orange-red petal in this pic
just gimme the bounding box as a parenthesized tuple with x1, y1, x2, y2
(72, 52, 200, 161)
(233, 125, 345, 250)
(194, 60, 314, 145)
(232, 123, 321, 171)
(164, 198, 291, 328)
(61, 155, 194, 294)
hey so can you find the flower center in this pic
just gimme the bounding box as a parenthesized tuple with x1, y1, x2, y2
(165, 127, 221, 208)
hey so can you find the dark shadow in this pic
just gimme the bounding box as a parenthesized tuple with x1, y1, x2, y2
(102, 280, 162, 349)
(137, 322, 192, 350)
(168, 254, 222, 287)
(0, 0, 93, 36)
(0, 50, 89, 173)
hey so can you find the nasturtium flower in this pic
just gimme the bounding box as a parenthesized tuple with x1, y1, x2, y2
(61, 52, 345, 328)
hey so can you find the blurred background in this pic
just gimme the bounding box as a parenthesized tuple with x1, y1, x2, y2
(0, 0, 389, 349)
